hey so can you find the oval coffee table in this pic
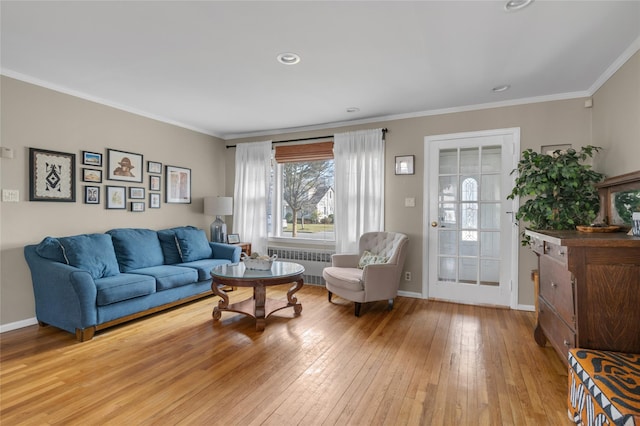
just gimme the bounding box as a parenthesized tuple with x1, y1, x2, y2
(210, 261, 305, 331)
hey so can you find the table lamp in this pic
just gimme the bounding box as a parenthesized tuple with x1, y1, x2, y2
(204, 196, 233, 243)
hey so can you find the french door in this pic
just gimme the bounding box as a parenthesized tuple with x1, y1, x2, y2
(423, 128, 520, 307)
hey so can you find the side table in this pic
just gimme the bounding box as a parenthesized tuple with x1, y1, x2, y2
(232, 242, 251, 256)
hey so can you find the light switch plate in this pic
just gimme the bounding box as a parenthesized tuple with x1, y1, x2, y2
(404, 197, 415, 207)
(2, 189, 19, 202)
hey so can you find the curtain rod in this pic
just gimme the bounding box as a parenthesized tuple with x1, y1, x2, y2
(225, 128, 387, 149)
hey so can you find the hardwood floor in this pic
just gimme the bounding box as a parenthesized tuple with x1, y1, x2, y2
(0, 285, 571, 425)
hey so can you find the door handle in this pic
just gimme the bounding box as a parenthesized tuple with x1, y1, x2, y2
(431, 221, 438, 227)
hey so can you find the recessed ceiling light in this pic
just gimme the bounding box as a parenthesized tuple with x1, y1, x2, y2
(492, 84, 511, 93)
(277, 52, 300, 65)
(346, 107, 360, 113)
(504, 0, 534, 12)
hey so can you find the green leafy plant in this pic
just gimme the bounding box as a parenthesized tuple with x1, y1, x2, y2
(507, 145, 604, 244)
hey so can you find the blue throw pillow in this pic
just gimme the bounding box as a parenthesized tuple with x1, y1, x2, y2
(106, 228, 164, 272)
(59, 234, 120, 280)
(158, 228, 186, 264)
(174, 228, 212, 262)
(35, 236, 68, 264)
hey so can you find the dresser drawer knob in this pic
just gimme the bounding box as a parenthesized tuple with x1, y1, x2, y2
(551, 281, 558, 288)
(558, 250, 565, 257)
(563, 339, 571, 347)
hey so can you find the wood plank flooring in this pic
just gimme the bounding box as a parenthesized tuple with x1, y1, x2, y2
(0, 285, 571, 425)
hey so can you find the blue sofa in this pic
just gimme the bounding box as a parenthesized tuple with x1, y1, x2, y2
(24, 226, 241, 341)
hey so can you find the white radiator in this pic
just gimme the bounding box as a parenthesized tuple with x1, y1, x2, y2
(267, 246, 333, 285)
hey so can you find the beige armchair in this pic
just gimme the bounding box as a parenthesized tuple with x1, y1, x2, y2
(322, 231, 409, 316)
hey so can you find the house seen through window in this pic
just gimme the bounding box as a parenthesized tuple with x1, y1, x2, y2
(269, 142, 335, 241)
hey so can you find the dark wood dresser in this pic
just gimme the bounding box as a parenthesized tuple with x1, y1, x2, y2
(526, 229, 640, 364)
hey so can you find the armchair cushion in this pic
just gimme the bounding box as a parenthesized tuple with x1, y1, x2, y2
(358, 250, 389, 269)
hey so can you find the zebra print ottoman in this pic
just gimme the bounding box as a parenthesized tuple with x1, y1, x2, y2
(568, 349, 640, 426)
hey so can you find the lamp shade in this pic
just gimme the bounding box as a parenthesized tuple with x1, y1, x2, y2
(204, 196, 233, 216)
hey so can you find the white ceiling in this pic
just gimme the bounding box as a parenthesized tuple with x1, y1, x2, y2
(1, 1, 639, 139)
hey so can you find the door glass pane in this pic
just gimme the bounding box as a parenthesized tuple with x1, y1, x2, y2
(439, 149, 458, 174)
(439, 231, 457, 255)
(480, 203, 501, 229)
(459, 240, 478, 256)
(481, 146, 501, 172)
(439, 176, 458, 227)
(460, 148, 479, 174)
(480, 231, 500, 257)
(439, 257, 457, 282)
(480, 259, 500, 285)
(481, 174, 501, 201)
(459, 257, 477, 284)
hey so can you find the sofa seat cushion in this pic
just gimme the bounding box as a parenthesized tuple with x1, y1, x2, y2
(59, 234, 120, 280)
(178, 259, 232, 281)
(95, 273, 156, 306)
(107, 228, 164, 272)
(174, 228, 212, 262)
(322, 267, 364, 292)
(128, 265, 199, 291)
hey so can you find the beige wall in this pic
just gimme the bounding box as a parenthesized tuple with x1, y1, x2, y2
(2, 50, 638, 328)
(592, 51, 640, 177)
(0, 76, 228, 326)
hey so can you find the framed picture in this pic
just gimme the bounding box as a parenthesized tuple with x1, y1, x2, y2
(84, 186, 100, 204)
(82, 151, 102, 167)
(129, 187, 145, 199)
(29, 148, 76, 202)
(541, 144, 571, 155)
(147, 161, 162, 174)
(395, 155, 415, 175)
(149, 175, 161, 191)
(82, 168, 102, 183)
(107, 149, 143, 183)
(131, 202, 145, 212)
(165, 165, 191, 204)
(106, 186, 126, 209)
(149, 192, 161, 209)
(227, 234, 240, 244)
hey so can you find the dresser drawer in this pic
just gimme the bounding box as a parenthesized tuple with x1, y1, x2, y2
(539, 255, 575, 326)
(538, 297, 576, 361)
(544, 241, 568, 265)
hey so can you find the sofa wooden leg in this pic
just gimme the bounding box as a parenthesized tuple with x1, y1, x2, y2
(327, 291, 333, 302)
(354, 302, 362, 317)
(76, 327, 96, 342)
(388, 299, 394, 311)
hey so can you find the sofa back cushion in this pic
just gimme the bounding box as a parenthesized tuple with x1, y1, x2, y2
(107, 228, 165, 272)
(58, 234, 120, 279)
(174, 228, 212, 262)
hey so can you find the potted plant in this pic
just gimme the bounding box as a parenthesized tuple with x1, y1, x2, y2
(508, 145, 604, 244)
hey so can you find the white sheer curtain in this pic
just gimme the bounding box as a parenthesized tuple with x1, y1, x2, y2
(333, 128, 385, 253)
(233, 140, 272, 255)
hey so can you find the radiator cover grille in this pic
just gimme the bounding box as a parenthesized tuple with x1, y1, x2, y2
(267, 247, 333, 285)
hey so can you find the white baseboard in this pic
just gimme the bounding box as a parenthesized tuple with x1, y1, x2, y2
(0, 317, 38, 333)
(397, 290, 422, 299)
(516, 304, 535, 312)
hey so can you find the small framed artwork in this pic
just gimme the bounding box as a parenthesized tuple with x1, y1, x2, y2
(149, 192, 161, 209)
(107, 149, 143, 183)
(149, 175, 161, 191)
(84, 186, 100, 204)
(395, 155, 415, 175)
(131, 202, 145, 212)
(541, 144, 571, 155)
(129, 187, 145, 199)
(82, 151, 102, 167)
(106, 186, 126, 209)
(165, 165, 191, 204)
(29, 148, 76, 202)
(82, 168, 102, 183)
(227, 234, 240, 244)
(147, 161, 162, 174)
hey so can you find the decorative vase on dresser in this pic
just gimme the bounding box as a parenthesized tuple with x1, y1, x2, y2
(526, 229, 640, 365)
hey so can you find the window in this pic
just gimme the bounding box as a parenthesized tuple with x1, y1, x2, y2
(270, 142, 335, 242)
(461, 177, 478, 241)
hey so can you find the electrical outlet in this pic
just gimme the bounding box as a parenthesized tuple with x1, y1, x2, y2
(404, 271, 411, 281)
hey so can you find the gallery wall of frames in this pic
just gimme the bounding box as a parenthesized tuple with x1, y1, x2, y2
(28, 147, 191, 211)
